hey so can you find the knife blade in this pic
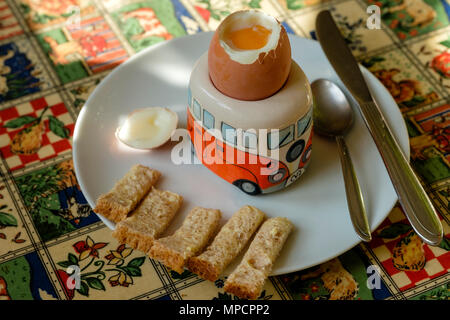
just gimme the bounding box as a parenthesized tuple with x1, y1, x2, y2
(315, 10, 443, 246)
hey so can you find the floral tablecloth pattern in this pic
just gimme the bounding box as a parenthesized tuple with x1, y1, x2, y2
(0, 0, 449, 301)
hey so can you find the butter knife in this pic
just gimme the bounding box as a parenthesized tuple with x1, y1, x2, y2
(315, 10, 443, 246)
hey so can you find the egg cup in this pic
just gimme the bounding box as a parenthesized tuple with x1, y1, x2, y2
(187, 53, 313, 195)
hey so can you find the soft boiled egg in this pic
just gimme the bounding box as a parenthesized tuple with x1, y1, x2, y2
(208, 10, 291, 101)
(116, 107, 178, 149)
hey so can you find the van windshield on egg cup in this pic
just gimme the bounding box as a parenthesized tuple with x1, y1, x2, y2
(208, 10, 292, 101)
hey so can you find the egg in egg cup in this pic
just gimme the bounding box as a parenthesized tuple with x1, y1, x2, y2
(188, 10, 313, 195)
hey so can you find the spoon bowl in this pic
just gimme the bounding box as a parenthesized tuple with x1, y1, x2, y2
(312, 79, 354, 137)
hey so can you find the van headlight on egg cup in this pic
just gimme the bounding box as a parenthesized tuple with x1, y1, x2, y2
(268, 168, 287, 184)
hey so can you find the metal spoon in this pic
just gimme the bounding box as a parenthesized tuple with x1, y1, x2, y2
(312, 79, 372, 242)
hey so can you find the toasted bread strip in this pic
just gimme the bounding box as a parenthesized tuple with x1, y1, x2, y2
(187, 205, 265, 281)
(94, 165, 160, 223)
(149, 207, 221, 274)
(112, 188, 183, 253)
(224, 217, 293, 300)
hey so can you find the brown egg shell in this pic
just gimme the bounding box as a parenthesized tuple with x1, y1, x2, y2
(208, 24, 291, 101)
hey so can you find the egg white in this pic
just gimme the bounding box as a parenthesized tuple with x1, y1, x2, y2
(116, 107, 178, 149)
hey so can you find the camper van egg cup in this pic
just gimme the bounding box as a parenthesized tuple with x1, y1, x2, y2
(187, 52, 313, 195)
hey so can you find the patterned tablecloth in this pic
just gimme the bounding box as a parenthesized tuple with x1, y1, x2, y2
(0, 0, 449, 301)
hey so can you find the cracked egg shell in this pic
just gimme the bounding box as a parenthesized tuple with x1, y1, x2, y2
(208, 10, 291, 101)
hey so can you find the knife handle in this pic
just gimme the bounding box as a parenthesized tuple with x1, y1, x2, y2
(360, 101, 443, 246)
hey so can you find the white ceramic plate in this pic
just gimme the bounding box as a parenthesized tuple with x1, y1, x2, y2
(73, 32, 409, 276)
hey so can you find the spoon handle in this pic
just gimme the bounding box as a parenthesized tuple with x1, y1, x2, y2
(336, 136, 372, 242)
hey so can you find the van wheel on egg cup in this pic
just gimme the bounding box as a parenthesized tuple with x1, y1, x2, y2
(286, 139, 305, 163)
(233, 179, 261, 196)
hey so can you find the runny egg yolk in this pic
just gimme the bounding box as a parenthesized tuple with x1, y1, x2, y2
(225, 24, 272, 50)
